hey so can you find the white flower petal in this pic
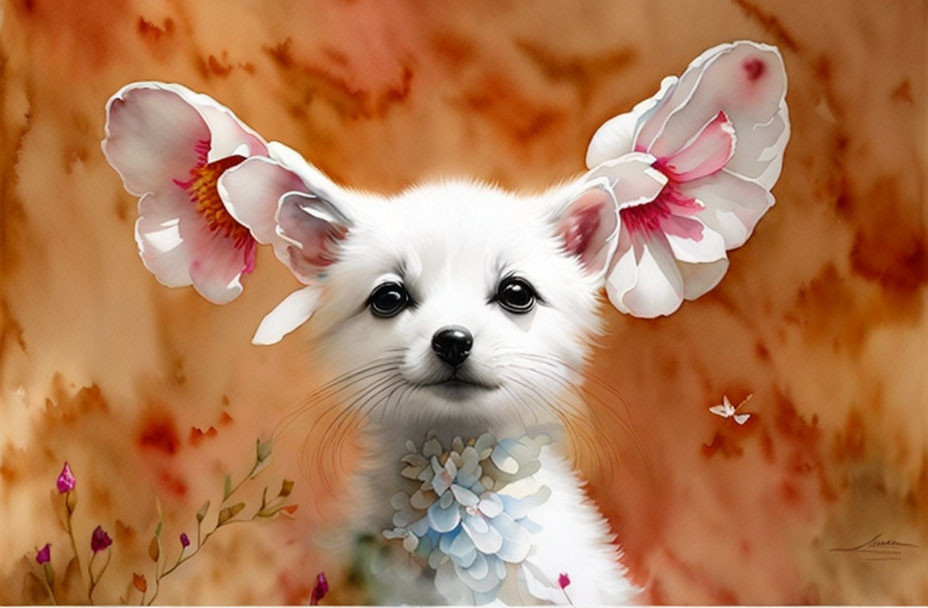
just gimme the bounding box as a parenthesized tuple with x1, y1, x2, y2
(423, 438, 443, 459)
(427, 497, 461, 533)
(462, 513, 503, 554)
(681, 169, 775, 249)
(660, 111, 736, 182)
(611, 232, 685, 318)
(665, 222, 727, 264)
(389, 492, 410, 511)
(410, 515, 431, 537)
(251, 286, 321, 345)
(401, 464, 423, 479)
(739, 98, 789, 189)
(402, 533, 419, 553)
(499, 486, 552, 520)
(605, 228, 637, 315)
(134, 189, 200, 288)
(449, 530, 477, 567)
(678, 257, 730, 301)
(491, 438, 534, 475)
(521, 561, 564, 603)
(393, 507, 417, 528)
(474, 433, 496, 458)
(195, 105, 267, 162)
(586, 153, 666, 210)
(410, 489, 435, 510)
(491, 513, 532, 563)
(644, 42, 788, 186)
(103, 83, 210, 196)
(454, 553, 502, 594)
(435, 561, 471, 604)
(149, 83, 268, 162)
(463, 552, 489, 580)
(218, 156, 306, 246)
(478, 493, 504, 518)
(439, 489, 455, 509)
(187, 229, 252, 305)
(451, 484, 479, 508)
(586, 76, 678, 168)
(432, 465, 455, 496)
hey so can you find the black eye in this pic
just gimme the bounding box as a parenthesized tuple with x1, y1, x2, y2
(496, 276, 536, 314)
(368, 282, 410, 318)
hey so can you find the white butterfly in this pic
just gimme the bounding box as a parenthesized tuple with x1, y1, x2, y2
(709, 394, 753, 425)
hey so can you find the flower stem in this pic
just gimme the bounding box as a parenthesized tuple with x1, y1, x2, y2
(87, 549, 111, 604)
(38, 568, 57, 605)
(64, 495, 86, 591)
(144, 456, 284, 605)
(86, 552, 96, 605)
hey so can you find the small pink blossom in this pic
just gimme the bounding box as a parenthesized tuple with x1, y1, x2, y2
(179, 532, 190, 548)
(310, 571, 329, 605)
(35, 543, 51, 565)
(56, 462, 76, 494)
(558, 572, 571, 589)
(90, 525, 112, 553)
(585, 41, 789, 318)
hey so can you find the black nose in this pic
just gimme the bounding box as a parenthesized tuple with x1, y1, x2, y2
(431, 325, 473, 368)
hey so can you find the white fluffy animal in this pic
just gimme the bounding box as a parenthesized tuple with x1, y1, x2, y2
(268, 174, 637, 604)
(103, 39, 789, 605)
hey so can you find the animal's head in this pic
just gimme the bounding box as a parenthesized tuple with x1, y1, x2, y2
(249, 162, 619, 429)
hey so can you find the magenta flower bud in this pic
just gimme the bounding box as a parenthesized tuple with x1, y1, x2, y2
(558, 572, 571, 589)
(179, 532, 190, 548)
(90, 525, 112, 553)
(56, 462, 76, 494)
(309, 571, 328, 605)
(35, 543, 51, 565)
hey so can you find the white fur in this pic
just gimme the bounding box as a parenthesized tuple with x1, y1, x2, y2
(302, 178, 638, 604)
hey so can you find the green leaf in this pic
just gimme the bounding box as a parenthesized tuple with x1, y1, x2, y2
(217, 502, 245, 526)
(196, 500, 210, 523)
(223, 474, 232, 500)
(256, 438, 273, 463)
(249, 456, 271, 479)
(278, 479, 295, 498)
(154, 520, 162, 539)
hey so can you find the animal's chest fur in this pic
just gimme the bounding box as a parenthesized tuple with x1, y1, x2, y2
(338, 421, 639, 605)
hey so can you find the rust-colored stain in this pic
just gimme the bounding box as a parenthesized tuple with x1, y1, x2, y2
(138, 411, 181, 455)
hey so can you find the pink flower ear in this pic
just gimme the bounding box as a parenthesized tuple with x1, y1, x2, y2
(583, 41, 789, 318)
(553, 179, 618, 278)
(276, 192, 352, 278)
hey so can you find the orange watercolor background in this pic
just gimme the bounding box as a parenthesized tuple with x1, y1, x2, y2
(1, 0, 926, 604)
